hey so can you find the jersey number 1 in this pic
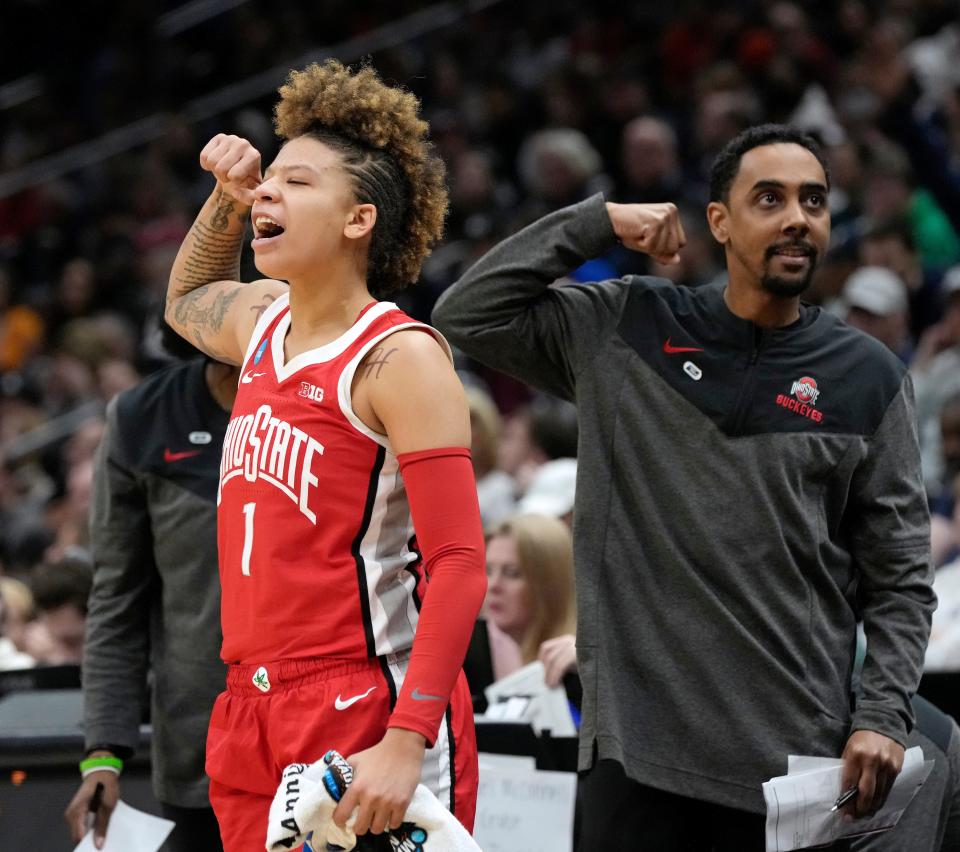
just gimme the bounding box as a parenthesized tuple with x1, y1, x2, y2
(241, 502, 255, 576)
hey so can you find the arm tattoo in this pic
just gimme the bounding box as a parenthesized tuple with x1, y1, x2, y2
(169, 188, 247, 303)
(210, 190, 236, 233)
(361, 347, 398, 380)
(192, 327, 241, 366)
(170, 221, 244, 295)
(166, 189, 251, 361)
(174, 285, 243, 334)
(250, 294, 277, 319)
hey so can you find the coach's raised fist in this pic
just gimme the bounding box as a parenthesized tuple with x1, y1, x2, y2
(605, 201, 687, 266)
(199, 134, 262, 206)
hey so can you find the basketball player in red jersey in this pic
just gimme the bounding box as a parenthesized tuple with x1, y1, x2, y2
(163, 61, 486, 851)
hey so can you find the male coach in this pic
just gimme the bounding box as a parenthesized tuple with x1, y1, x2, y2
(65, 329, 236, 851)
(433, 124, 936, 850)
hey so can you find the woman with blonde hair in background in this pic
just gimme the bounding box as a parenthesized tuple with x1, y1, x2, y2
(465, 514, 579, 711)
(465, 385, 516, 527)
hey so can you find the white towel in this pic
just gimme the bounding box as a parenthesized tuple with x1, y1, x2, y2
(266, 751, 481, 851)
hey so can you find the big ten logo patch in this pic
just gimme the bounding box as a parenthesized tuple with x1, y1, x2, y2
(299, 381, 324, 403)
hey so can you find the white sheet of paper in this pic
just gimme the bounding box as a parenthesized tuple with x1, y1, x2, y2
(482, 695, 532, 721)
(479, 752, 537, 772)
(482, 661, 577, 737)
(763, 746, 934, 852)
(786, 754, 843, 775)
(72, 800, 175, 852)
(474, 762, 576, 852)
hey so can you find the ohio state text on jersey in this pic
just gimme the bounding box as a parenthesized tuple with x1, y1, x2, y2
(217, 294, 451, 664)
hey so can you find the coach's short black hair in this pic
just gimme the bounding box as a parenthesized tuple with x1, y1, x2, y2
(709, 124, 831, 203)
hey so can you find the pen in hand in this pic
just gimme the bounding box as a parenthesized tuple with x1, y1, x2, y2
(831, 785, 858, 812)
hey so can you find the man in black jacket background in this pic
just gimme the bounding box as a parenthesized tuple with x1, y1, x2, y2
(65, 327, 237, 851)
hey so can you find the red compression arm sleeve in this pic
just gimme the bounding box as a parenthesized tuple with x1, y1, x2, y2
(388, 447, 487, 745)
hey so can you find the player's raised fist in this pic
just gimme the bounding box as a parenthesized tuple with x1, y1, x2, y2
(605, 201, 687, 265)
(199, 134, 262, 206)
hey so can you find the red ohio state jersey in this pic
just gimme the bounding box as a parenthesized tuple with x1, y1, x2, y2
(217, 293, 450, 664)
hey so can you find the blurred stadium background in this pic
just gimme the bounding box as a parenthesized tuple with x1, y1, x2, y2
(1, 1, 959, 848)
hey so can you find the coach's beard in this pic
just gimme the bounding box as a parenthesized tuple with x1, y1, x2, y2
(760, 243, 818, 298)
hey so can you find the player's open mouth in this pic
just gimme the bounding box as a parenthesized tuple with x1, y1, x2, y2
(252, 215, 285, 244)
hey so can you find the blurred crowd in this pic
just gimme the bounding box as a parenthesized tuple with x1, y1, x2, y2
(1, 0, 960, 678)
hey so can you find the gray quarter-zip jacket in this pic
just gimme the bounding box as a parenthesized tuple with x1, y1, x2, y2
(84, 359, 227, 807)
(432, 194, 936, 813)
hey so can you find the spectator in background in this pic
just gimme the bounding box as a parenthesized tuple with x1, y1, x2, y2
(517, 457, 577, 529)
(64, 326, 235, 852)
(0, 576, 36, 662)
(860, 143, 960, 271)
(465, 514, 577, 711)
(824, 139, 864, 230)
(858, 13, 960, 267)
(42, 416, 104, 565)
(838, 266, 912, 362)
(931, 393, 960, 568)
(466, 385, 516, 528)
(925, 528, 960, 674)
(612, 118, 708, 279)
(913, 267, 960, 493)
(0, 445, 54, 576)
(0, 579, 35, 670)
(0, 266, 44, 373)
(497, 395, 578, 499)
(44, 259, 100, 347)
(618, 116, 696, 208)
(690, 86, 763, 187)
(859, 217, 946, 341)
(26, 555, 91, 666)
(445, 149, 516, 246)
(516, 128, 610, 223)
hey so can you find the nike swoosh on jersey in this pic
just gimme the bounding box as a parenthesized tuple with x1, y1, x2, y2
(334, 685, 377, 710)
(662, 337, 704, 354)
(241, 371, 267, 384)
(411, 687, 443, 701)
(163, 448, 203, 463)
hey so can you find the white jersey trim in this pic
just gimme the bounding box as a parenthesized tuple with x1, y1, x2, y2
(384, 653, 453, 812)
(271, 301, 398, 383)
(357, 455, 421, 656)
(240, 289, 290, 369)
(337, 323, 454, 450)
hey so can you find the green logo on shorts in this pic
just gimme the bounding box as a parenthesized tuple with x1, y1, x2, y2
(253, 666, 271, 692)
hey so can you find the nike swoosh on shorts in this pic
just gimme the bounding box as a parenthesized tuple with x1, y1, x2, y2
(334, 685, 377, 710)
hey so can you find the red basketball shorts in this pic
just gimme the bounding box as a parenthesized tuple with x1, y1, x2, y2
(205, 653, 478, 852)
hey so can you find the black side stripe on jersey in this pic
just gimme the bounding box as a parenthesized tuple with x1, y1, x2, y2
(404, 534, 423, 612)
(352, 445, 386, 658)
(378, 655, 398, 709)
(444, 705, 457, 816)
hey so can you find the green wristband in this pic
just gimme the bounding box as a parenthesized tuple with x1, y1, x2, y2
(79, 755, 123, 776)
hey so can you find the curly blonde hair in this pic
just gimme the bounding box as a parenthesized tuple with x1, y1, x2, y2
(274, 60, 447, 297)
